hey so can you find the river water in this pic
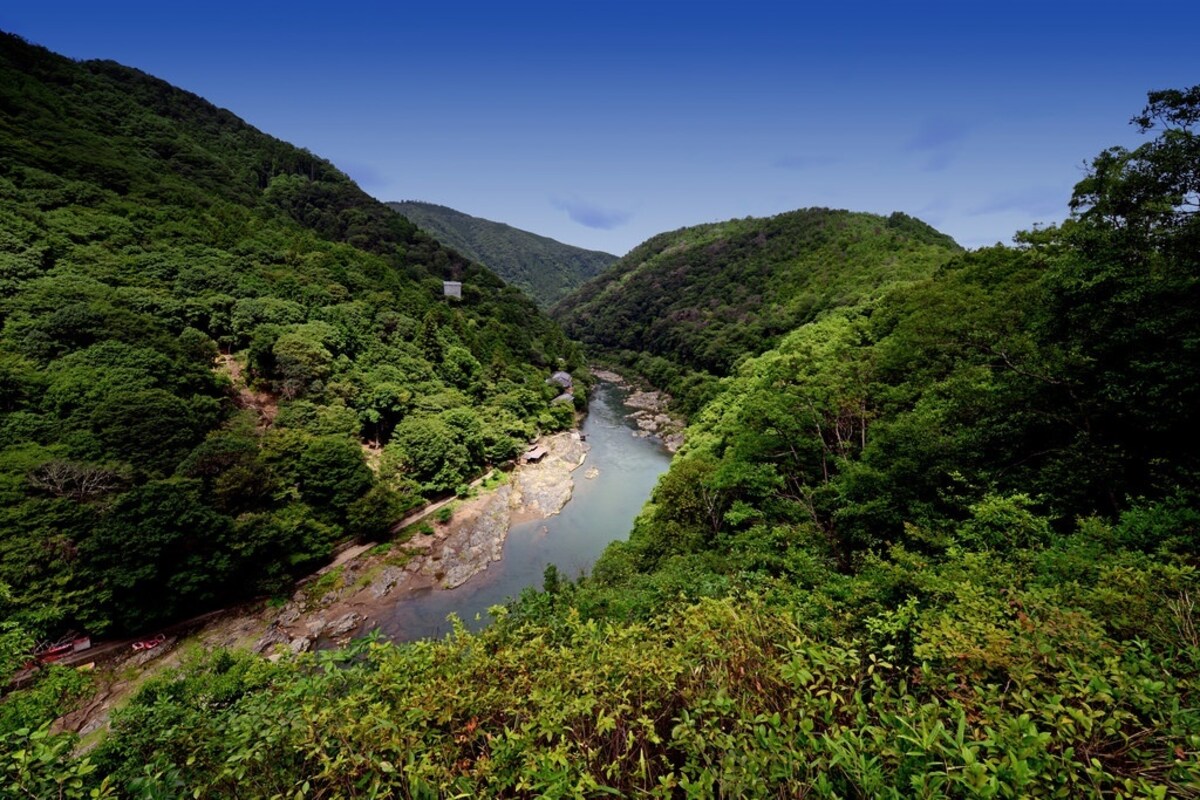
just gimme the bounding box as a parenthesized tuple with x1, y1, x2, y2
(372, 380, 673, 641)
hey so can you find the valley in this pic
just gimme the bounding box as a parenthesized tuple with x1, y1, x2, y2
(1, 27, 1197, 800)
(368, 378, 673, 641)
(39, 375, 673, 744)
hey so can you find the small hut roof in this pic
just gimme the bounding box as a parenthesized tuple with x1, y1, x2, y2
(547, 371, 574, 387)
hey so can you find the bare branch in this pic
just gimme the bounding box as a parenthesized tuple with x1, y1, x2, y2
(27, 460, 127, 502)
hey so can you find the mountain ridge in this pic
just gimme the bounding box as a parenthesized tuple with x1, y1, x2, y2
(553, 206, 961, 412)
(389, 200, 617, 307)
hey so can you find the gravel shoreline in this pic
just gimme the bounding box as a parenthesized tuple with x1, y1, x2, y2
(256, 430, 589, 651)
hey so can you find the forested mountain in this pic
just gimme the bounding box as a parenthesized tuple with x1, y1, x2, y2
(553, 208, 960, 412)
(566, 89, 1199, 626)
(388, 201, 617, 307)
(3, 28, 1198, 797)
(48, 87, 1198, 800)
(0, 31, 582, 639)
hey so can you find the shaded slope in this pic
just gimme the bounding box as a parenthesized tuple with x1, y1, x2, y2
(389, 201, 617, 307)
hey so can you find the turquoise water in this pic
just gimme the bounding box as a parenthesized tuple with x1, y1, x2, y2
(372, 381, 673, 641)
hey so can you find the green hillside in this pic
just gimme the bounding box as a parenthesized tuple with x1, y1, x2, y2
(3, 27, 1198, 798)
(0, 31, 582, 639)
(388, 201, 617, 307)
(66, 87, 1200, 800)
(553, 208, 960, 412)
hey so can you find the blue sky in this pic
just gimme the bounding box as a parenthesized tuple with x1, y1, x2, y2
(3, 1, 1197, 254)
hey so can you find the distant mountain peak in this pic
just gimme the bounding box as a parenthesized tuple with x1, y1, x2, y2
(388, 201, 617, 308)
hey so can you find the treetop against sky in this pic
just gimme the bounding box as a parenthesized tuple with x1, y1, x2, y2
(2, 0, 1197, 253)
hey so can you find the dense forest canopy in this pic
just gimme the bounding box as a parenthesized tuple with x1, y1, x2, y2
(573, 87, 1199, 615)
(553, 208, 961, 414)
(1, 29, 1197, 798)
(388, 201, 617, 308)
(0, 31, 583, 640)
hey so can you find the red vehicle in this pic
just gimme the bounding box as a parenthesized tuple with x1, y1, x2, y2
(32, 633, 91, 664)
(131, 634, 166, 652)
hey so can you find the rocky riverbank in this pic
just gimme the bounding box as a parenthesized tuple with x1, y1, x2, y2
(591, 368, 686, 452)
(53, 400, 637, 739)
(253, 430, 589, 651)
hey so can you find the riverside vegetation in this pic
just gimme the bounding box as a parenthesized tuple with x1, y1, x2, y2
(1, 29, 1198, 800)
(0, 24, 586, 764)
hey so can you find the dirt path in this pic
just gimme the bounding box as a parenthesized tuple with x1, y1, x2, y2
(41, 604, 273, 741)
(387, 469, 496, 535)
(215, 353, 278, 427)
(324, 471, 499, 572)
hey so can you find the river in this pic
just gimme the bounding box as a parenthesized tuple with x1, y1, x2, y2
(371, 380, 673, 641)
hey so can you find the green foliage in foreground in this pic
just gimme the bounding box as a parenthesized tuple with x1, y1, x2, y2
(0, 32, 582, 637)
(389, 201, 618, 308)
(10, 513, 1196, 797)
(0, 590, 112, 800)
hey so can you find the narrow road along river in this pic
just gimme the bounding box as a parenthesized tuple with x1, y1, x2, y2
(372, 380, 673, 641)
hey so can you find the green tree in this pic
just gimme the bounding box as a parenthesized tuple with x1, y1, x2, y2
(441, 345, 483, 392)
(89, 388, 203, 475)
(385, 414, 472, 494)
(347, 484, 416, 541)
(296, 436, 373, 517)
(1040, 85, 1200, 508)
(272, 330, 333, 398)
(83, 478, 234, 632)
